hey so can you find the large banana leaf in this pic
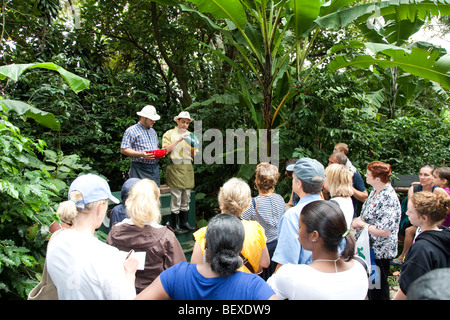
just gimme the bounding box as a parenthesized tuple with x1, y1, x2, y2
(330, 43, 450, 90)
(357, 13, 425, 45)
(0, 99, 60, 131)
(184, 0, 247, 30)
(0, 62, 90, 93)
(0, 63, 90, 130)
(319, 0, 357, 16)
(288, 0, 323, 37)
(316, 0, 450, 30)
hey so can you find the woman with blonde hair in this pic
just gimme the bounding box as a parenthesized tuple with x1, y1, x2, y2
(242, 163, 286, 279)
(324, 163, 354, 229)
(191, 178, 270, 274)
(46, 174, 138, 299)
(107, 179, 186, 294)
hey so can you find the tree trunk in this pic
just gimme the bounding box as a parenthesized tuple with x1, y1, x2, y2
(262, 51, 273, 158)
(151, 2, 192, 106)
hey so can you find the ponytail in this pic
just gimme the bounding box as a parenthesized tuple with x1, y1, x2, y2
(301, 201, 355, 260)
(56, 190, 105, 225)
(341, 233, 356, 261)
(56, 191, 83, 224)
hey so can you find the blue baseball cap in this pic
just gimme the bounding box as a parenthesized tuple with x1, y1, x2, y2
(68, 174, 119, 209)
(286, 158, 325, 185)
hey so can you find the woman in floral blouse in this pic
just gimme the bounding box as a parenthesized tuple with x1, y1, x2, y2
(352, 161, 401, 300)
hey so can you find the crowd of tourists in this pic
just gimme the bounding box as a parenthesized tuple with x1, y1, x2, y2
(35, 106, 450, 300)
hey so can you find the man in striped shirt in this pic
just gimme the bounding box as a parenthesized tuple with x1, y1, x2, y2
(121, 105, 161, 186)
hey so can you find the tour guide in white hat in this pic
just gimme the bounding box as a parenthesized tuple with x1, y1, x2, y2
(120, 105, 162, 186)
(162, 111, 197, 234)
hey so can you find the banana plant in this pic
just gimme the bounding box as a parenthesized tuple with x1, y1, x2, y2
(322, 0, 450, 88)
(324, 0, 450, 118)
(156, 0, 450, 134)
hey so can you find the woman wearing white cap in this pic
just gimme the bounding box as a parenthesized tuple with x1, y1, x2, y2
(121, 105, 161, 186)
(46, 174, 138, 299)
(162, 111, 198, 234)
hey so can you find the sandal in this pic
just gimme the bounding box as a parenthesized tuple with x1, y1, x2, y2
(390, 258, 403, 266)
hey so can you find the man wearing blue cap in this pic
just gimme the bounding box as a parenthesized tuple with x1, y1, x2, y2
(272, 158, 325, 271)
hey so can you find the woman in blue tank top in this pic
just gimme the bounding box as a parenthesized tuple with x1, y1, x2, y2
(136, 214, 277, 300)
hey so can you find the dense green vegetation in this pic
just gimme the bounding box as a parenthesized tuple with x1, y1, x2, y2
(0, 0, 449, 299)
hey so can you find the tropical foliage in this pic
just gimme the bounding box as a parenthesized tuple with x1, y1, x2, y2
(0, 62, 92, 298)
(0, 0, 448, 299)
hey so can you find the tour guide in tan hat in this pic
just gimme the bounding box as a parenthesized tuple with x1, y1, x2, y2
(120, 105, 162, 186)
(162, 111, 197, 234)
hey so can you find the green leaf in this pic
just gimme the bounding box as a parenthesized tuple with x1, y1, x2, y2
(189, 93, 240, 109)
(316, 0, 450, 30)
(289, 0, 323, 37)
(320, 0, 356, 16)
(330, 44, 450, 90)
(0, 62, 90, 94)
(180, 5, 223, 31)
(185, 0, 247, 30)
(236, 163, 257, 181)
(0, 180, 19, 199)
(0, 99, 61, 131)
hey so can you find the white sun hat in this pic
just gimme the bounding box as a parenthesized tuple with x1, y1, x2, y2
(137, 105, 161, 121)
(173, 111, 194, 122)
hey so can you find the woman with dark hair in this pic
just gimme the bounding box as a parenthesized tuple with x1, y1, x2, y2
(268, 201, 368, 300)
(136, 214, 277, 300)
(433, 166, 450, 226)
(392, 164, 447, 266)
(352, 161, 401, 300)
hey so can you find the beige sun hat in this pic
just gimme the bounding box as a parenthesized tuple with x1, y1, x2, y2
(137, 105, 161, 121)
(174, 111, 194, 122)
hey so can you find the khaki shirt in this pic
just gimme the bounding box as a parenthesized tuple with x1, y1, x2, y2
(162, 127, 194, 189)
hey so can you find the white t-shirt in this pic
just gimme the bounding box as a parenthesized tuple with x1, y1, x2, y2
(330, 197, 354, 229)
(267, 261, 368, 300)
(46, 229, 136, 300)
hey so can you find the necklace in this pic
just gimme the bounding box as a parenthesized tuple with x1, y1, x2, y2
(313, 257, 341, 273)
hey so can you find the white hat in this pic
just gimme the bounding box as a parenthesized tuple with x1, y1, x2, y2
(137, 105, 161, 121)
(174, 111, 194, 122)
